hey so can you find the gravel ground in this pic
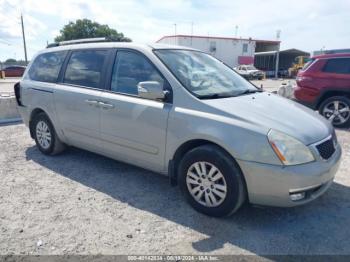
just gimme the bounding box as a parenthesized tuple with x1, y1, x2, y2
(0, 124, 350, 256)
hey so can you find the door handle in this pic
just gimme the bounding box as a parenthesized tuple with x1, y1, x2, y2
(98, 101, 115, 109)
(85, 99, 99, 106)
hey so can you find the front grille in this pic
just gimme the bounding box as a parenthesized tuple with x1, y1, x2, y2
(316, 138, 335, 160)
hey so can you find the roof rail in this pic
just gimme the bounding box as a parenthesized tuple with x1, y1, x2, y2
(46, 37, 113, 48)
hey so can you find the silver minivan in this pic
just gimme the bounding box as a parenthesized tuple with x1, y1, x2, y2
(15, 39, 342, 217)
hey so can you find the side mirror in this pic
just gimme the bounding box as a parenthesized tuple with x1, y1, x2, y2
(137, 81, 165, 100)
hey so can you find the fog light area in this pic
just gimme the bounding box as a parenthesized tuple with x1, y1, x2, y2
(290, 192, 306, 201)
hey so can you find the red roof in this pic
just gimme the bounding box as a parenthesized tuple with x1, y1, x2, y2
(313, 53, 350, 59)
(156, 34, 280, 44)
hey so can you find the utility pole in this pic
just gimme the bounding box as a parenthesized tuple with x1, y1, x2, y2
(274, 29, 281, 79)
(235, 25, 238, 37)
(190, 21, 193, 46)
(173, 23, 177, 45)
(21, 14, 28, 65)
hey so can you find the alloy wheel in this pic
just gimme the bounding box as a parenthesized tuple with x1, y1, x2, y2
(322, 100, 350, 125)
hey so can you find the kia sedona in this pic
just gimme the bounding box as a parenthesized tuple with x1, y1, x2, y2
(15, 39, 341, 217)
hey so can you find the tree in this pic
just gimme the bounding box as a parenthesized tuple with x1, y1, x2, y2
(5, 58, 16, 63)
(54, 19, 131, 42)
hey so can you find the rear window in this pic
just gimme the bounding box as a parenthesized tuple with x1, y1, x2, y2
(63, 50, 107, 88)
(301, 58, 314, 71)
(322, 58, 350, 74)
(28, 51, 67, 83)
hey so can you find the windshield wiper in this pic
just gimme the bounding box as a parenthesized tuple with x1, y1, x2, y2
(236, 89, 262, 96)
(198, 93, 234, 100)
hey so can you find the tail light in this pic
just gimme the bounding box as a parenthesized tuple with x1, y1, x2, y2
(14, 82, 22, 106)
(296, 76, 313, 82)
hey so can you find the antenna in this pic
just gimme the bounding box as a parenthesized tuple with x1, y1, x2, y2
(275, 29, 281, 79)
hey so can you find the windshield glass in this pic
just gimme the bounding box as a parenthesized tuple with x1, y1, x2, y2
(246, 66, 257, 70)
(154, 49, 257, 98)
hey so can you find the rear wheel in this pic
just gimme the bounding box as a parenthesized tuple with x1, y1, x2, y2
(32, 113, 66, 155)
(319, 96, 350, 128)
(178, 145, 246, 217)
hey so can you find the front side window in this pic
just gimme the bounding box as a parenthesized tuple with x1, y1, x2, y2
(28, 51, 67, 83)
(155, 49, 256, 99)
(64, 50, 107, 88)
(323, 58, 350, 74)
(111, 50, 164, 95)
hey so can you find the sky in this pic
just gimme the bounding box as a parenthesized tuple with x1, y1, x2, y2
(0, 0, 349, 61)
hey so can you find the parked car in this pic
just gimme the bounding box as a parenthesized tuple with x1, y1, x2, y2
(1, 65, 26, 77)
(233, 65, 264, 80)
(15, 40, 341, 217)
(294, 53, 350, 127)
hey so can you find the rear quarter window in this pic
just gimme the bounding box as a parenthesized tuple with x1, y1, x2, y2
(28, 51, 67, 83)
(322, 58, 350, 74)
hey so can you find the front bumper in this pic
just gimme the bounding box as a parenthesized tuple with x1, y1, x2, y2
(237, 144, 342, 207)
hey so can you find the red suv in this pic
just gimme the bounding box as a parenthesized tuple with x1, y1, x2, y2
(294, 53, 350, 127)
(1, 66, 26, 77)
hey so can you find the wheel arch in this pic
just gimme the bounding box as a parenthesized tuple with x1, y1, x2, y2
(316, 89, 350, 109)
(29, 108, 49, 138)
(168, 139, 247, 189)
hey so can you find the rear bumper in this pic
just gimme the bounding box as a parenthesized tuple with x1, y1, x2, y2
(17, 105, 29, 127)
(237, 144, 342, 207)
(293, 85, 318, 109)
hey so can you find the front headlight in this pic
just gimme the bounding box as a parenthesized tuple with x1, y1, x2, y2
(268, 129, 315, 165)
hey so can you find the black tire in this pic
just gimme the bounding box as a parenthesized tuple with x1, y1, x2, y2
(178, 144, 246, 217)
(319, 96, 350, 128)
(31, 112, 66, 155)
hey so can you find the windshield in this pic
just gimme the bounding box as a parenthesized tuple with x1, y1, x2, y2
(246, 66, 257, 70)
(154, 49, 257, 99)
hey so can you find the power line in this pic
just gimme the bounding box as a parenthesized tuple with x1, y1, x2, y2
(0, 15, 20, 24)
(4, 0, 18, 12)
(0, 37, 37, 52)
(0, 1, 20, 23)
(0, 38, 12, 45)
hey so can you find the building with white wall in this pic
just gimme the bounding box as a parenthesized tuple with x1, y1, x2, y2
(156, 35, 280, 68)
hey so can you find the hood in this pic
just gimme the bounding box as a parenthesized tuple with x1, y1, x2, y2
(203, 92, 332, 145)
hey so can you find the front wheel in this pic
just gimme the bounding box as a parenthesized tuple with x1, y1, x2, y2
(178, 145, 246, 217)
(319, 96, 350, 128)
